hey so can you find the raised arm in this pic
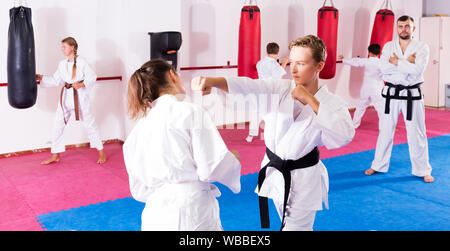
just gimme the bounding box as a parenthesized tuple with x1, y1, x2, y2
(342, 57, 367, 68)
(191, 76, 291, 97)
(40, 67, 64, 88)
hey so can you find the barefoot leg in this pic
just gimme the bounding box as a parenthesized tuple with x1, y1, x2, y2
(424, 175, 435, 183)
(365, 168, 377, 176)
(41, 154, 60, 165)
(97, 150, 107, 164)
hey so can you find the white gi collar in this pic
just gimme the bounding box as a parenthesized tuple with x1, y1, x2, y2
(151, 94, 178, 108)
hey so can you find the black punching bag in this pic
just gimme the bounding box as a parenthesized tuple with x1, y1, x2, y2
(148, 32, 182, 69)
(7, 6, 37, 109)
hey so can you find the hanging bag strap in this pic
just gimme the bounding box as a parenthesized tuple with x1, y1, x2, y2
(13, 0, 29, 7)
(320, 0, 337, 19)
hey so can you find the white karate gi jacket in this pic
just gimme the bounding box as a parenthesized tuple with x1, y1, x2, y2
(257, 56, 287, 80)
(225, 77, 355, 211)
(123, 94, 241, 231)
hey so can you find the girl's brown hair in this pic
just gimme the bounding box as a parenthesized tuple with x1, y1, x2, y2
(127, 59, 175, 120)
(62, 37, 78, 80)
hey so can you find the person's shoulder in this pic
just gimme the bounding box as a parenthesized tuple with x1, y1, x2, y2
(383, 41, 395, 50)
(172, 99, 207, 118)
(75, 56, 89, 65)
(256, 58, 264, 67)
(173, 100, 215, 128)
(258, 56, 271, 64)
(123, 118, 144, 147)
(369, 57, 381, 63)
(415, 40, 430, 51)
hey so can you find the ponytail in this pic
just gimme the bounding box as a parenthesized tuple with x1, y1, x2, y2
(127, 59, 174, 119)
(72, 52, 77, 80)
(62, 37, 79, 80)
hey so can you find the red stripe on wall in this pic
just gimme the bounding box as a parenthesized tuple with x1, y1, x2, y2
(0, 76, 123, 87)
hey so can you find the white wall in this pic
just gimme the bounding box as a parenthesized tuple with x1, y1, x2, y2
(0, 0, 424, 154)
(423, 0, 450, 16)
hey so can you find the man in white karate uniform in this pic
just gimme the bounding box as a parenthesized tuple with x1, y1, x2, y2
(339, 44, 385, 128)
(193, 35, 355, 231)
(244, 43, 289, 143)
(366, 15, 435, 183)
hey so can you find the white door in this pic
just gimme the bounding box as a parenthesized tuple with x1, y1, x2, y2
(439, 18, 450, 106)
(420, 17, 440, 107)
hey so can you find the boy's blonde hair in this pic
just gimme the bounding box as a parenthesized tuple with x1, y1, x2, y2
(289, 35, 327, 64)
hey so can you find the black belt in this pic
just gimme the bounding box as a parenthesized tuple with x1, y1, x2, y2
(258, 147, 320, 231)
(382, 82, 423, 121)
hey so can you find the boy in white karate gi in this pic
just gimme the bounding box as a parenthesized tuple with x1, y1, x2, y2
(192, 35, 355, 231)
(339, 44, 385, 128)
(365, 16, 434, 183)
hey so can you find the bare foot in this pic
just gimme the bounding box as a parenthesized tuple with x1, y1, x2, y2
(41, 154, 60, 165)
(97, 150, 107, 164)
(424, 175, 435, 183)
(365, 168, 377, 176)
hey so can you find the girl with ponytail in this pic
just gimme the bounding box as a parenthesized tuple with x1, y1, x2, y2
(37, 37, 106, 165)
(123, 59, 241, 231)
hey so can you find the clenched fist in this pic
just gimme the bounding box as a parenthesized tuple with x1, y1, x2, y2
(191, 76, 212, 96)
(389, 53, 399, 66)
(292, 84, 313, 105)
(407, 52, 416, 64)
(72, 81, 85, 90)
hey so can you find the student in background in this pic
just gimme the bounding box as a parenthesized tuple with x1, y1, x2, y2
(245, 43, 289, 143)
(339, 44, 384, 128)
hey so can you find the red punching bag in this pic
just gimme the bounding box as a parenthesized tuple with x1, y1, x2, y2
(370, 0, 395, 54)
(238, 1, 261, 79)
(318, 0, 339, 80)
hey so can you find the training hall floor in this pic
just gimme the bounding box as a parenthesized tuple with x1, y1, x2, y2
(0, 107, 449, 231)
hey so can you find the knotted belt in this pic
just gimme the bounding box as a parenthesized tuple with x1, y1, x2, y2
(258, 147, 320, 231)
(60, 81, 83, 124)
(383, 82, 423, 121)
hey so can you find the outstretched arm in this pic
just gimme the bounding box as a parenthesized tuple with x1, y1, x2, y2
(191, 76, 291, 97)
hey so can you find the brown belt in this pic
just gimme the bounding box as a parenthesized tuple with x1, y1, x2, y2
(60, 82, 82, 124)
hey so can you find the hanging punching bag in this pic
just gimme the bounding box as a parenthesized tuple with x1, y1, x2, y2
(7, 6, 37, 109)
(317, 0, 339, 80)
(148, 31, 183, 70)
(238, 1, 261, 79)
(370, 0, 395, 54)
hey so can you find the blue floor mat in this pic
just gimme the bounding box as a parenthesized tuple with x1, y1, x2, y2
(37, 134, 450, 231)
